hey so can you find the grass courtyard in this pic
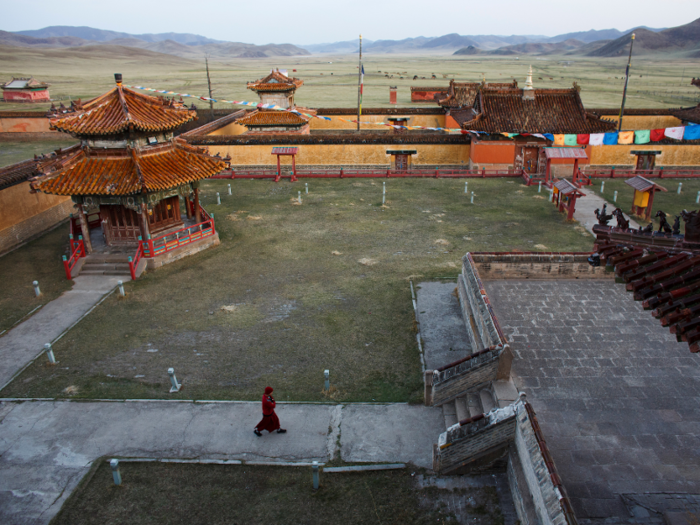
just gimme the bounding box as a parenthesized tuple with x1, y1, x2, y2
(52, 462, 505, 525)
(0, 178, 592, 402)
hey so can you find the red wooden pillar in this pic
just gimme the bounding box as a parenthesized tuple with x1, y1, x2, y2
(291, 154, 297, 182)
(567, 195, 577, 220)
(194, 187, 202, 224)
(276, 155, 281, 182)
(185, 193, 193, 220)
(573, 158, 579, 179)
(76, 204, 93, 254)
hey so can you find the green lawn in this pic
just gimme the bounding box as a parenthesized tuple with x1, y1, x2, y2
(0, 140, 77, 168)
(51, 462, 505, 525)
(1, 178, 592, 401)
(588, 177, 700, 228)
(0, 225, 72, 333)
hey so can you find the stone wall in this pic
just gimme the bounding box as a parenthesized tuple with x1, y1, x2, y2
(0, 199, 73, 255)
(470, 253, 610, 280)
(428, 348, 501, 406)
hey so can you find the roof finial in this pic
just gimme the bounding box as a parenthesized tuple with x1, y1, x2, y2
(525, 66, 533, 90)
(114, 73, 123, 86)
(523, 66, 535, 100)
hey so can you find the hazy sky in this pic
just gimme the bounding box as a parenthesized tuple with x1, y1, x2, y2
(3, 0, 699, 45)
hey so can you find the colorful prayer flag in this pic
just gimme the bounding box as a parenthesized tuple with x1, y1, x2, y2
(589, 134, 605, 146)
(618, 131, 634, 145)
(603, 132, 618, 145)
(543, 133, 555, 142)
(634, 130, 651, 144)
(577, 134, 590, 145)
(564, 134, 578, 146)
(650, 129, 665, 142)
(665, 126, 685, 140)
(554, 134, 566, 146)
(685, 125, 700, 141)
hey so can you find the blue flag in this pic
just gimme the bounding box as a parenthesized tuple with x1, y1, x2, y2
(603, 132, 619, 145)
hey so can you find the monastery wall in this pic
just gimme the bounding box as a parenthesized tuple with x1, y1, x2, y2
(0, 115, 53, 134)
(310, 114, 446, 130)
(605, 115, 683, 130)
(0, 181, 72, 254)
(588, 144, 700, 169)
(208, 143, 470, 167)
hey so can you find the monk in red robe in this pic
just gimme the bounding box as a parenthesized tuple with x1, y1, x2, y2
(254, 386, 287, 436)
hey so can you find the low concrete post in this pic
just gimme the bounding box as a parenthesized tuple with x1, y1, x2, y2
(298, 191, 302, 204)
(324, 369, 330, 391)
(678, 182, 683, 195)
(168, 368, 181, 393)
(470, 191, 474, 204)
(117, 280, 125, 297)
(216, 192, 221, 205)
(33, 281, 41, 297)
(44, 343, 57, 364)
(614, 190, 618, 202)
(464, 181, 468, 194)
(305, 183, 309, 194)
(110, 459, 122, 486)
(227, 184, 232, 196)
(696, 191, 699, 204)
(600, 181, 605, 193)
(312, 461, 319, 491)
(537, 181, 541, 193)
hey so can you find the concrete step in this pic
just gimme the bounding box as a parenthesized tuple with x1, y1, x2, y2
(442, 401, 458, 429)
(84, 254, 134, 264)
(454, 396, 469, 422)
(80, 269, 131, 276)
(479, 388, 496, 414)
(467, 392, 483, 418)
(82, 263, 130, 271)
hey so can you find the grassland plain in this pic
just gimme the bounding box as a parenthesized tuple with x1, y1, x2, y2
(52, 462, 505, 525)
(588, 177, 700, 227)
(0, 140, 78, 168)
(0, 47, 698, 112)
(0, 178, 592, 402)
(0, 226, 73, 333)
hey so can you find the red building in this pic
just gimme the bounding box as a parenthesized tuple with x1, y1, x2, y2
(1, 77, 50, 103)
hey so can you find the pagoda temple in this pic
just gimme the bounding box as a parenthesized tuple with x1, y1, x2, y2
(30, 74, 227, 277)
(237, 69, 314, 134)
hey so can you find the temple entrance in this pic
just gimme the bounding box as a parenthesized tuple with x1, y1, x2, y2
(517, 146, 540, 175)
(635, 153, 657, 172)
(148, 195, 182, 234)
(395, 154, 408, 171)
(387, 149, 417, 172)
(100, 205, 140, 243)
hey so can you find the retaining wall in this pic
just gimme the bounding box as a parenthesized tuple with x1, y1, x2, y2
(470, 253, 610, 280)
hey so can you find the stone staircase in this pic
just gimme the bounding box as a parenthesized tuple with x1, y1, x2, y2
(78, 253, 132, 277)
(441, 387, 497, 428)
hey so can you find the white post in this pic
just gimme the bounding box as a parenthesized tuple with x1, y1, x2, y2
(538, 181, 542, 193)
(168, 368, 181, 393)
(470, 191, 474, 204)
(110, 459, 122, 486)
(678, 182, 683, 195)
(44, 343, 57, 364)
(216, 192, 221, 205)
(118, 280, 125, 297)
(601, 181, 605, 193)
(227, 184, 232, 196)
(464, 181, 468, 194)
(298, 191, 302, 204)
(614, 190, 618, 203)
(305, 183, 309, 194)
(696, 191, 700, 204)
(312, 461, 319, 491)
(382, 182, 386, 205)
(32, 280, 41, 297)
(324, 369, 330, 391)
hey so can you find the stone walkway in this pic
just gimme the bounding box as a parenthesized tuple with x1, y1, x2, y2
(484, 280, 700, 521)
(574, 189, 640, 235)
(0, 275, 125, 389)
(0, 400, 444, 525)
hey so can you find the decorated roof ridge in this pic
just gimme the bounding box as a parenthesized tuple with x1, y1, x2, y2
(1, 77, 50, 89)
(48, 76, 197, 136)
(30, 139, 227, 197)
(247, 69, 303, 92)
(236, 109, 309, 127)
(437, 80, 518, 108)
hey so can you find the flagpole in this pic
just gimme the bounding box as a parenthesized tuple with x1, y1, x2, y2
(357, 34, 362, 132)
(618, 32, 635, 132)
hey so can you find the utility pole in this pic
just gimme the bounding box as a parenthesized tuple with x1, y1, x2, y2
(617, 33, 635, 132)
(205, 56, 214, 121)
(357, 34, 362, 132)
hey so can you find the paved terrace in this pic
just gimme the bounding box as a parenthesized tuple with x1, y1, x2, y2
(484, 280, 700, 521)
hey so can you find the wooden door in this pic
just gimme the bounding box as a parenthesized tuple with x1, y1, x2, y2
(148, 196, 182, 233)
(101, 205, 140, 243)
(523, 147, 539, 174)
(636, 154, 656, 172)
(394, 154, 408, 171)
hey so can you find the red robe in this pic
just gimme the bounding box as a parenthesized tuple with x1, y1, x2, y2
(255, 394, 280, 432)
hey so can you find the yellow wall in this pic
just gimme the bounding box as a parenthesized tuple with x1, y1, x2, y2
(310, 114, 446, 130)
(206, 121, 248, 136)
(0, 181, 71, 229)
(605, 115, 683, 130)
(589, 144, 700, 166)
(0, 117, 53, 133)
(208, 143, 470, 166)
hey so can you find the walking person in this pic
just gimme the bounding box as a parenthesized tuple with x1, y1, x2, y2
(254, 386, 286, 436)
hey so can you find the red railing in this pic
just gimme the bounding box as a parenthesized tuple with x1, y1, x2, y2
(140, 205, 216, 260)
(62, 234, 85, 280)
(128, 242, 143, 281)
(580, 168, 700, 179)
(210, 168, 525, 180)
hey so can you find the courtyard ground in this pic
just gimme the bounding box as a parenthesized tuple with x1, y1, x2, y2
(484, 280, 700, 520)
(0, 178, 592, 402)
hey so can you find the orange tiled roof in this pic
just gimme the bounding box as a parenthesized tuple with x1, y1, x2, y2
(438, 80, 518, 108)
(237, 110, 308, 127)
(247, 69, 303, 92)
(30, 140, 225, 196)
(48, 84, 196, 136)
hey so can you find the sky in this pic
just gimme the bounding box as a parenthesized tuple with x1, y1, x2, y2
(2, 0, 699, 45)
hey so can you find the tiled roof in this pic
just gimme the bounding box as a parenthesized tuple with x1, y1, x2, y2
(237, 110, 308, 127)
(30, 140, 225, 196)
(448, 108, 477, 127)
(462, 86, 616, 134)
(2, 77, 50, 90)
(438, 80, 518, 108)
(624, 175, 667, 193)
(247, 69, 303, 92)
(669, 104, 700, 125)
(553, 179, 584, 196)
(48, 85, 196, 136)
(0, 146, 77, 190)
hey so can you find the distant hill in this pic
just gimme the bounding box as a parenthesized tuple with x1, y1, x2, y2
(453, 45, 483, 56)
(455, 39, 586, 57)
(421, 33, 479, 49)
(15, 26, 223, 45)
(547, 29, 624, 43)
(587, 18, 700, 57)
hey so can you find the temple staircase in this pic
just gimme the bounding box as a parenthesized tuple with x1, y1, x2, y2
(77, 253, 133, 277)
(440, 387, 496, 429)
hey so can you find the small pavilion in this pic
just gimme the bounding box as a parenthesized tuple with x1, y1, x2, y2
(541, 147, 589, 187)
(552, 179, 585, 220)
(1, 77, 50, 103)
(30, 74, 227, 255)
(624, 175, 667, 221)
